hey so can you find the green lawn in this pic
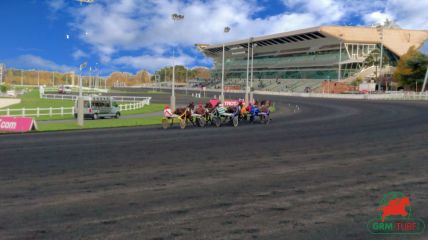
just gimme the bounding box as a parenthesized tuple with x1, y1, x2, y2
(1, 89, 163, 120)
(37, 117, 162, 131)
(121, 103, 163, 116)
(3, 89, 74, 109)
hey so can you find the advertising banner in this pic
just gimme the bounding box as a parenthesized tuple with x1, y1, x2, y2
(0, 116, 37, 133)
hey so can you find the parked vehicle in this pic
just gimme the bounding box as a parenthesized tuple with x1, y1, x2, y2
(58, 85, 72, 94)
(74, 96, 120, 120)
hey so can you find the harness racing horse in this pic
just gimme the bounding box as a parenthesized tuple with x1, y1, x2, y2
(174, 102, 195, 127)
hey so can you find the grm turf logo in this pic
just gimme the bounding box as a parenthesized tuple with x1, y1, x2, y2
(367, 192, 425, 235)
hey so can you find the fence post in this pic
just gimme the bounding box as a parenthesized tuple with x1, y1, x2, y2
(22, 108, 25, 117)
(49, 107, 52, 117)
(61, 107, 64, 116)
(37, 108, 40, 117)
(7, 108, 10, 116)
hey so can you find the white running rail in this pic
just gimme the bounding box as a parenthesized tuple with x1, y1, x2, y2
(0, 107, 74, 117)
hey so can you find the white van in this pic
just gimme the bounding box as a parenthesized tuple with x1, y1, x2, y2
(58, 85, 72, 94)
(74, 96, 121, 120)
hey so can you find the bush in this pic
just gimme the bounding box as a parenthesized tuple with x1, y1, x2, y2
(0, 84, 8, 93)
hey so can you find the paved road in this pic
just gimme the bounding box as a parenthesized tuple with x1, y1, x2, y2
(1, 95, 428, 240)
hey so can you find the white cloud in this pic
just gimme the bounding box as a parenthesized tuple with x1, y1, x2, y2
(363, 11, 393, 26)
(71, 0, 348, 71)
(362, 0, 428, 29)
(72, 49, 89, 60)
(68, 0, 428, 72)
(47, 0, 66, 12)
(7, 55, 75, 72)
(385, 0, 428, 30)
(113, 53, 193, 71)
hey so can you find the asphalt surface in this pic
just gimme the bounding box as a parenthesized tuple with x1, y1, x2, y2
(1, 93, 428, 240)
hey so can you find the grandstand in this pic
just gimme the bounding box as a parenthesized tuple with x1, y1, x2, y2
(197, 25, 428, 92)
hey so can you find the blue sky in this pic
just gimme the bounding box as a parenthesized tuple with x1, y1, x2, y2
(0, 0, 427, 75)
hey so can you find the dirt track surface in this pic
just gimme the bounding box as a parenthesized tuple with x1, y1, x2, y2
(1, 94, 428, 240)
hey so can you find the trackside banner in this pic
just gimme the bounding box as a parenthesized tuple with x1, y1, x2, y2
(0, 116, 37, 133)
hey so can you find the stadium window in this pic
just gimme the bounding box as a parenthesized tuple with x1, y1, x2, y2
(300, 34, 311, 40)
(313, 32, 326, 38)
(274, 38, 286, 44)
(306, 33, 319, 39)
(286, 37, 298, 42)
(293, 35, 305, 41)
(265, 40, 277, 45)
(279, 38, 291, 43)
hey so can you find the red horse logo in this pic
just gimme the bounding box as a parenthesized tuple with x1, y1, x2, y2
(378, 197, 411, 222)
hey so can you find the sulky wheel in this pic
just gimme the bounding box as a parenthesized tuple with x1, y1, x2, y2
(213, 116, 221, 127)
(232, 116, 239, 127)
(162, 118, 169, 129)
(197, 117, 206, 127)
(179, 118, 186, 129)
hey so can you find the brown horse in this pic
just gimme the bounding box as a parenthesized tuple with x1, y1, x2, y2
(174, 102, 195, 126)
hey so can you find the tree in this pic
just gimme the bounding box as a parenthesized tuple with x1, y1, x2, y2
(152, 66, 211, 82)
(393, 47, 428, 89)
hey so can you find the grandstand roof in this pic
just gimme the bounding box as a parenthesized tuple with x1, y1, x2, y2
(197, 26, 428, 57)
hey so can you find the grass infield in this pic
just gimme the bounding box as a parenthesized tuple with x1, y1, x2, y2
(36, 117, 162, 132)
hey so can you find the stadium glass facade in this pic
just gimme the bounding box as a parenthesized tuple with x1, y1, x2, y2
(198, 26, 428, 91)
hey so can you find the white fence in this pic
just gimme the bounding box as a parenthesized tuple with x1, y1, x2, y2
(110, 96, 152, 103)
(40, 93, 151, 103)
(0, 95, 151, 117)
(0, 107, 74, 117)
(41, 94, 78, 101)
(43, 86, 109, 93)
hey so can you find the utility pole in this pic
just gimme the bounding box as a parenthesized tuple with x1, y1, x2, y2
(250, 43, 256, 103)
(245, 38, 252, 104)
(220, 26, 231, 103)
(377, 24, 385, 91)
(185, 68, 188, 95)
(77, 62, 87, 127)
(421, 65, 428, 94)
(170, 13, 184, 110)
(21, 70, 23, 86)
(338, 40, 342, 82)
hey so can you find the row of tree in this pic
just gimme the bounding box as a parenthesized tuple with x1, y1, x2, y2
(151, 66, 211, 82)
(2, 67, 211, 87)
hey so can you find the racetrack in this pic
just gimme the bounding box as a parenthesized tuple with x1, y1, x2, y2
(1, 94, 428, 240)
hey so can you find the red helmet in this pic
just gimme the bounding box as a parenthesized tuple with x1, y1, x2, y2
(164, 105, 170, 110)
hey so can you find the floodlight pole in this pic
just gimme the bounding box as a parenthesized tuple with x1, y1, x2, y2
(377, 24, 385, 91)
(421, 65, 428, 93)
(220, 26, 231, 103)
(171, 13, 184, 110)
(338, 40, 342, 82)
(250, 43, 256, 103)
(77, 62, 87, 127)
(245, 38, 252, 104)
(185, 68, 188, 95)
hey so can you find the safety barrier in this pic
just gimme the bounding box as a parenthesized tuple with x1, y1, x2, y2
(0, 107, 74, 117)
